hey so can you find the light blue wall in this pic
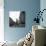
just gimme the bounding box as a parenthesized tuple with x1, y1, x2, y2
(4, 0, 40, 42)
(40, 0, 46, 27)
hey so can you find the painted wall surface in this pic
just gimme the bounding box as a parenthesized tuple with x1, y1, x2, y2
(0, 0, 4, 42)
(4, 0, 40, 42)
(40, 0, 46, 27)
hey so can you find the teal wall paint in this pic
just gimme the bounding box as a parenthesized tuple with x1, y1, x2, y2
(4, 0, 40, 42)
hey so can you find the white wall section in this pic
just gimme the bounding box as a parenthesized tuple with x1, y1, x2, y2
(0, 0, 4, 42)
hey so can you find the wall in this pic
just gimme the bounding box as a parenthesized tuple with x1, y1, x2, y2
(40, 0, 46, 26)
(0, 0, 4, 42)
(4, 0, 40, 42)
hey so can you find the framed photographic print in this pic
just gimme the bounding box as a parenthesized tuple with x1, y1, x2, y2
(9, 11, 25, 27)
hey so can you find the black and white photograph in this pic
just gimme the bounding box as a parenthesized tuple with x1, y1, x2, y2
(9, 11, 25, 27)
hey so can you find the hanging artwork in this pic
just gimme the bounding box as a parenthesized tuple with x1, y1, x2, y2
(9, 11, 25, 27)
